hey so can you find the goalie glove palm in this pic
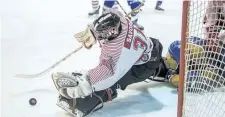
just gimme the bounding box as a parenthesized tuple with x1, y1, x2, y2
(74, 25, 96, 49)
(52, 71, 93, 99)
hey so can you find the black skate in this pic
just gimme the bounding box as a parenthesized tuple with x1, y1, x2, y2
(155, 1, 164, 11)
(88, 6, 100, 16)
(155, 6, 164, 11)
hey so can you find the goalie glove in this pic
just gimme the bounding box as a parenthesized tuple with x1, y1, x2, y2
(52, 71, 93, 99)
(74, 25, 97, 49)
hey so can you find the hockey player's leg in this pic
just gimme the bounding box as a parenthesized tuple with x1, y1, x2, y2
(127, 0, 144, 30)
(55, 65, 157, 117)
(111, 64, 161, 90)
(75, 59, 165, 116)
(56, 53, 164, 117)
(88, 0, 100, 16)
(102, 0, 116, 13)
(155, 0, 164, 11)
(52, 38, 165, 117)
(54, 59, 165, 116)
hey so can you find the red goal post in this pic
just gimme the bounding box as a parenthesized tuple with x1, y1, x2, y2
(178, 0, 225, 117)
(178, 1, 188, 117)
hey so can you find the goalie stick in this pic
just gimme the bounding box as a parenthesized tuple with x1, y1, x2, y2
(125, 0, 145, 17)
(15, 45, 83, 78)
(116, 0, 145, 19)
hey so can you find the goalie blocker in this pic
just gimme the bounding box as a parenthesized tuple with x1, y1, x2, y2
(51, 9, 164, 117)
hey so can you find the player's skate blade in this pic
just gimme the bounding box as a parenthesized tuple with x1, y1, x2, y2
(155, 6, 165, 12)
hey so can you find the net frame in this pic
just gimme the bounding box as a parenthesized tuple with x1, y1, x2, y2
(178, 1, 188, 117)
(178, 0, 225, 117)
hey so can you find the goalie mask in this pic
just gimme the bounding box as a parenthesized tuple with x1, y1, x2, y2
(92, 12, 122, 41)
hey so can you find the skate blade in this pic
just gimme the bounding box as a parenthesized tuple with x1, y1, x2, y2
(154, 9, 165, 13)
(56, 101, 77, 117)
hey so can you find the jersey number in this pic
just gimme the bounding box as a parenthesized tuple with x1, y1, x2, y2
(133, 36, 147, 51)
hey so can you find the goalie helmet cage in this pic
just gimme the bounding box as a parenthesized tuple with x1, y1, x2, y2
(178, 1, 225, 117)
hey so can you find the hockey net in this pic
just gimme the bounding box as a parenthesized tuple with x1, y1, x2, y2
(178, 1, 225, 117)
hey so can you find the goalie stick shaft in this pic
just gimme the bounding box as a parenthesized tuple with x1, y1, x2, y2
(126, 0, 145, 17)
(15, 45, 83, 78)
(116, 0, 145, 19)
(116, 0, 128, 16)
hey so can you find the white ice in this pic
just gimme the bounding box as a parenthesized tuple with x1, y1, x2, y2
(1, 0, 182, 117)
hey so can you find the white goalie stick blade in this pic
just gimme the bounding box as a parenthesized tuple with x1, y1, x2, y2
(15, 45, 83, 78)
(15, 72, 48, 78)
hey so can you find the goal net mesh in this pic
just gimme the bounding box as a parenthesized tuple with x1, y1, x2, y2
(181, 1, 225, 117)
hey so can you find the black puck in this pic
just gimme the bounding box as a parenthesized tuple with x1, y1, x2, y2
(29, 98, 37, 106)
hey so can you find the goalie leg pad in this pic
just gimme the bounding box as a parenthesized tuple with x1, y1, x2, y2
(52, 71, 93, 99)
(52, 72, 79, 99)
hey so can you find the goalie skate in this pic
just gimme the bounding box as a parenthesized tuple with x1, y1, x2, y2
(56, 95, 84, 117)
(57, 89, 118, 117)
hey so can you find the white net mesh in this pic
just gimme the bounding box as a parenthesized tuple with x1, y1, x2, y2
(182, 1, 225, 117)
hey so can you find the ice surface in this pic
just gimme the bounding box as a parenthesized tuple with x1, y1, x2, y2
(1, 0, 182, 117)
(183, 92, 225, 117)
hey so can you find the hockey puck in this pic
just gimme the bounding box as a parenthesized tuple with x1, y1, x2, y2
(29, 98, 37, 106)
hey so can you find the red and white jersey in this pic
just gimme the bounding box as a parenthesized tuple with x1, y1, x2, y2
(88, 9, 153, 91)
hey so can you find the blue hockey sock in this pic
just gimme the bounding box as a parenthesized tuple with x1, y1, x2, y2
(104, 0, 116, 8)
(156, 1, 162, 7)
